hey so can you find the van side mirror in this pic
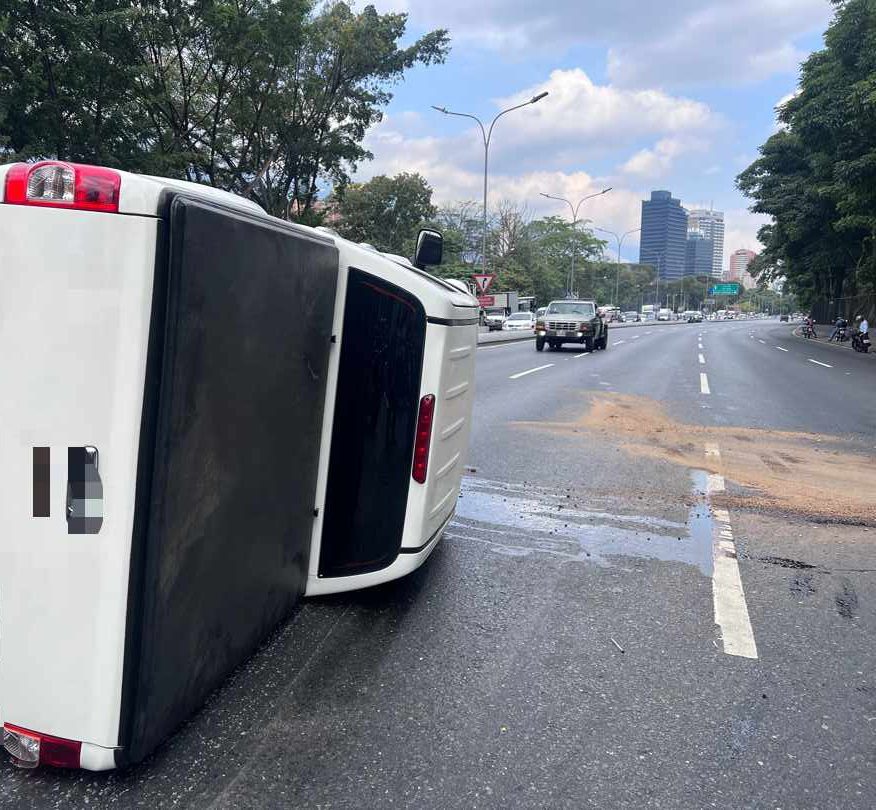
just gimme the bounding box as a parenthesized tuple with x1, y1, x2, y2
(414, 228, 443, 269)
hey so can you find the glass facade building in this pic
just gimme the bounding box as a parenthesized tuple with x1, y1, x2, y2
(686, 208, 725, 278)
(686, 231, 714, 277)
(638, 190, 688, 280)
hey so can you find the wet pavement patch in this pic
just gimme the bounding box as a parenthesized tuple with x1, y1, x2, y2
(449, 476, 713, 575)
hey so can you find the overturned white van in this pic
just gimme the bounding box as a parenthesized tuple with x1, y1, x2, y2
(0, 161, 477, 770)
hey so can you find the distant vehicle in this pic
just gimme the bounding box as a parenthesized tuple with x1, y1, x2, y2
(535, 307, 547, 320)
(684, 310, 703, 323)
(483, 306, 507, 331)
(536, 299, 608, 352)
(503, 311, 536, 331)
(602, 306, 622, 323)
(641, 304, 656, 320)
(657, 308, 672, 322)
(623, 311, 640, 322)
(780, 314, 789, 322)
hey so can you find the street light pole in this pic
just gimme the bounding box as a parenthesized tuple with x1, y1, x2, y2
(655, 252, 664, 308)
(594, 226, 640, 308)
(433, 91, 549, 276)
(540, 188, 612, 296)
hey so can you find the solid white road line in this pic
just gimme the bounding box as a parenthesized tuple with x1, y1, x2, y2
(698, 353, 706, 364)
(574, 351, 590, 358)
(775, 346, 789, 352)
(479, 342, 525, 350)
(712, 507, 759, 659)
(808, 359, 832, 368)
(704, 444, 758, 659)
(509, 363, 554, 380)
(700, 372, 711, 395)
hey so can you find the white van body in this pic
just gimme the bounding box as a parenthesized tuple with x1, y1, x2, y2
(0, 161, 477, 770)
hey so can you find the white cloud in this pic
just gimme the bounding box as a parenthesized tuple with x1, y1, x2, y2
(620, 137, 707, 181)
(359, 114, 644, 255)
(364, 68, 718, 183)
(381, 0, 831, 88)
(447, 68, 718, 174)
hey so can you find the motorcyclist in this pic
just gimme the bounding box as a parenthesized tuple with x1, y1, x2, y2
(829, 316, 848, 342)
(856, 314, 870, 336)
(803, 316, 817, 338)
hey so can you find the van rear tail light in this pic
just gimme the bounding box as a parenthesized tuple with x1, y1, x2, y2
(3, 723, 81, 769)
(411, 394, 435, 484)
(4, 161, 120, 213)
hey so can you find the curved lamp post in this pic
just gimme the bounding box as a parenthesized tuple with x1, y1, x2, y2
(594, 226, 640, 307)
(539, 188, 612, 296)
(432, 91, 549, 275)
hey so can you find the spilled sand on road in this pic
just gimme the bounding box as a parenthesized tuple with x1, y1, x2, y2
(515, 392, 876, 525)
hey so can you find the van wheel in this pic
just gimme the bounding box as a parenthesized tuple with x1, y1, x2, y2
(536, 336, 545, 351)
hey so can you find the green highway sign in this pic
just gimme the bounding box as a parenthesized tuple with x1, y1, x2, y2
(708, 283, 742, 296)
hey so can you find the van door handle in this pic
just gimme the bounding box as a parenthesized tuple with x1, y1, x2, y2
(66, 446, 103, 535)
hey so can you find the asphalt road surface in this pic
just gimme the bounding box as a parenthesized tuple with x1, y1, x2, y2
(3, 319, 875, 809)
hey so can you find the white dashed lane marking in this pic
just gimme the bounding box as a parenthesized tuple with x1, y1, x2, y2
(808, 359, 832, 368)
(700, 373, 711, 395)
(509, 363, 554, 380)
(574, 351, 590, 358)
(758, 339, 766, 344)
(775, 346, 789, 352)
(698, 353, 705, 365)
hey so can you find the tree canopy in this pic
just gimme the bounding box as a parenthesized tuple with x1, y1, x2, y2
(0, 0, 449, 217)
(332, 172, 436, 255)
(737, 0, 876, 306)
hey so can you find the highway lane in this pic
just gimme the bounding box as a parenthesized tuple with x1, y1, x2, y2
(3, 319, 875, 809)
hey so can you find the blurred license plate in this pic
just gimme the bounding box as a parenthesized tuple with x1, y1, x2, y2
(563, 330, 577, 337)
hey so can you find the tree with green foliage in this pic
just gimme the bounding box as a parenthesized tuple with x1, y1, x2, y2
(0, 0, 449, 217)
(332, 172, 436, 255)
(737, 0, 876, 309)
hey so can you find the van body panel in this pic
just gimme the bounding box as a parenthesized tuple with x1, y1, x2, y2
(0, 206, 158, 745)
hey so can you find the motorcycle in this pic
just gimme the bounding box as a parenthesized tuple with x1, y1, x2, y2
(802, 322, 816, 339)
(829, 320, 849, 342)
(852, 331, 871, 353)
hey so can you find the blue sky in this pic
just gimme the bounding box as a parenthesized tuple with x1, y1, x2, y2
(353, 0, 835, 270)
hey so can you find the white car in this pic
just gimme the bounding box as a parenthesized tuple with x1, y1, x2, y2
(504, 311, 536, 331)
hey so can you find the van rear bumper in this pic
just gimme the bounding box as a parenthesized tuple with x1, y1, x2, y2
(305, 511, 453, 596)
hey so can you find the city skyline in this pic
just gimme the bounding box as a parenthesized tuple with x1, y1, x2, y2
(354, 1, 832, 272)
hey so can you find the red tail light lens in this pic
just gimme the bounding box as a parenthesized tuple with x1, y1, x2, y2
(3, 723, 81, 769)
(411, 394, 435, 484)
(4, 161, 120, 213)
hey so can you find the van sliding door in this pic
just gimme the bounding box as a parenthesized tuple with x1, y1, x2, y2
(319, 269, 426, 577)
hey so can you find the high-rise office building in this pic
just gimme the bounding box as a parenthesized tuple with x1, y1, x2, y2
(639, 190, 688, 280)
(728, 248, 757, 280)
(686, 208, 725, 278)
(686, 230, 714, 277)
(729, 248, 758, 289)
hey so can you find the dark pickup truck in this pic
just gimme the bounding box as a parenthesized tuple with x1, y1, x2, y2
(535, 299, 608, 352)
